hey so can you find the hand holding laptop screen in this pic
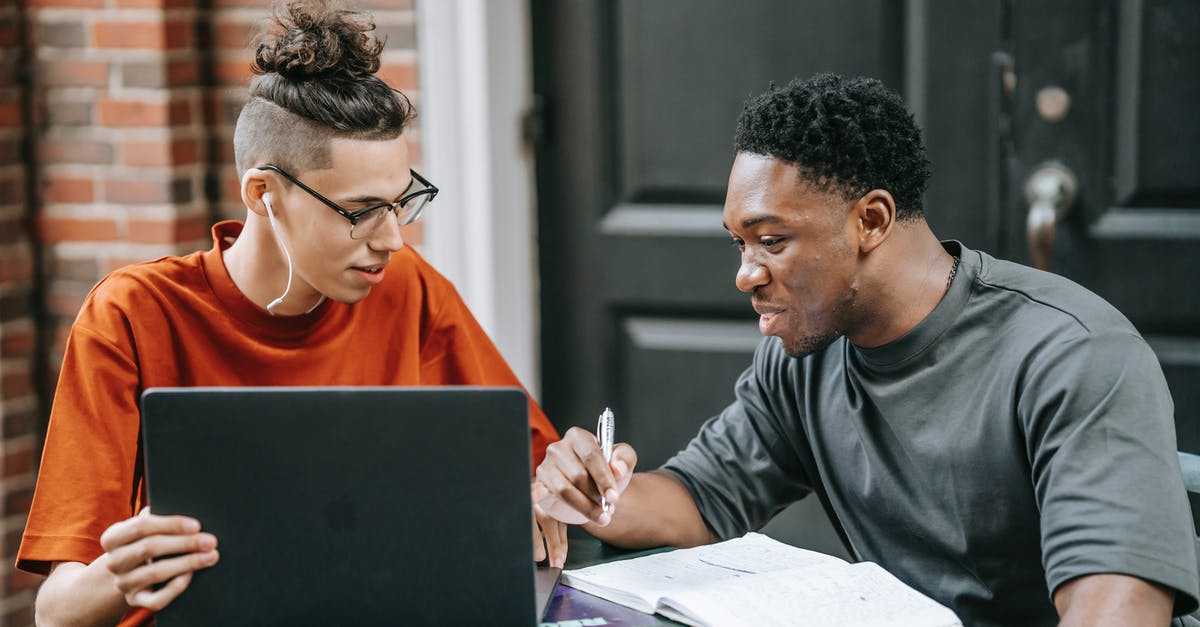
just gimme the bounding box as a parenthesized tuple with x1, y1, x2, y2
(98, 508, 220, 611)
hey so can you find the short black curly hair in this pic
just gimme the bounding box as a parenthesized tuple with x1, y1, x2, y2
(734, 73, 931, 220)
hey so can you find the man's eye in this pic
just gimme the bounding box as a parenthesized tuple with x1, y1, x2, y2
(728, 238, 745, 251)
(761, 237, 785, 248)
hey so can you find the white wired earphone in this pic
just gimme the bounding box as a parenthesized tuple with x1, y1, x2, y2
(261, 192, 325, 315)
(262, 192, 294, 314)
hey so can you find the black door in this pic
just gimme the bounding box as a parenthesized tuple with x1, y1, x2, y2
(531, 0, 1200, 552)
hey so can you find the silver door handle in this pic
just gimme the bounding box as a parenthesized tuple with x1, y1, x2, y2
(1024, 162, 1077, 271)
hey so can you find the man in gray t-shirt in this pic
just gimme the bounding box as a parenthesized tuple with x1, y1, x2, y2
(531, 74, 1198, 625)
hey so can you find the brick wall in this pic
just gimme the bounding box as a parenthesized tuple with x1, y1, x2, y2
(1, 0, 419, 623)
(1, 1, 43, 624)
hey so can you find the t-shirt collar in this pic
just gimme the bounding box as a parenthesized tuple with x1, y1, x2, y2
(851, 240, 975, 370)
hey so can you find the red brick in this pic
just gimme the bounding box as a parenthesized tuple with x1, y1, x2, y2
(51, 256, 99, 281)
(220, 173, 242, 203)
(93, 20, 192, 50)
(215, 56, 255, 85)
(129, 215, 210, 244)
(26, 0, 104, 7)
(214, 17, 255, 50)
(121, 137, 199, 167)
(209, 136, 234, 166)
(37, 59, 109, 87)
(0, 100, 21, 127)
(5, 484, 33, 514)
(377, 61, 417, 91)
(0, 137, 20, 167)
(115, 0, 194, 8)
(213, 0, 274, 7)
(3, 441, 33, 477)
(168, 58, 199, 86)
(38, 216, 119, 242)
(42, 175, 95, 203)
(0, 328, 35, 355)
(3, 406, 39, 439)
(170, 99, 193, 125)
(38, 138, 114, 164)
(1, 371, 31, 397)
(0, 18, 17, 48)
(46, 289, 87, 317)
(99, 97, 190, 127)
(0, 253, 33, 283)
(104, 255, 160, 272)
(103, 176, 184, 204)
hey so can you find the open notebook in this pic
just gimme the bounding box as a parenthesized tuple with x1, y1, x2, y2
(561, 533, 961, 627)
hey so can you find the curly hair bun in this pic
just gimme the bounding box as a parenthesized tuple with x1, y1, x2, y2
(253, 0, 383, 82)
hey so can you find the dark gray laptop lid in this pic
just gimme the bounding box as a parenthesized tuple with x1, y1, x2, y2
(141, 386, 539, 626)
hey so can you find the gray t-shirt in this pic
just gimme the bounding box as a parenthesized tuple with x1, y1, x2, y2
(663, 242, 1199, 626)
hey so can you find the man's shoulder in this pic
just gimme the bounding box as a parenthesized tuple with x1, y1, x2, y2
(970, 249, 1137, 338)
(82, 251, 207, 319)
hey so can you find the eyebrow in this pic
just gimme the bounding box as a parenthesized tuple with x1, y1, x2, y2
(722, 215, 787, 231)
(339, 177, 417, 205)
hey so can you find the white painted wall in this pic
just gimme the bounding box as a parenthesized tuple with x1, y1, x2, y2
(416, 0, 541, 398)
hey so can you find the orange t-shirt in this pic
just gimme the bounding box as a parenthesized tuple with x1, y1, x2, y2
(18, 222, 558, 623)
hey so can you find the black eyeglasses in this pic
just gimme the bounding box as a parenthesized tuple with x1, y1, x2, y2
(254, 164, 438, 240)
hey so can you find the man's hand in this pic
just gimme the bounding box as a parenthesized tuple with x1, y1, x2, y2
(534, 426, 638, 527)
(99, 508, 219, 611)
(531, 490, 567, 568)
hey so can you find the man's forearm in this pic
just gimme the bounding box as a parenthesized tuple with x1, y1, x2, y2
(36, 558, 130, 627)
(1055, 573, 1174, 627)
(582, 470, 718, 549)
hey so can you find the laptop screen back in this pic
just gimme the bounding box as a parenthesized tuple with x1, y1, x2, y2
(141, 387, 537, 626)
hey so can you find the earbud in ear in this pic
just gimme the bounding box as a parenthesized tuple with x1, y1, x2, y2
(263, 193, 273, 212)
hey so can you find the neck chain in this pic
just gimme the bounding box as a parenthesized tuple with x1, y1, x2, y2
(946, 254, 961, 291)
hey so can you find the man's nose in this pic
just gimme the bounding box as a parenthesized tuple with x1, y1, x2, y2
(735, 259, 768, 292)
(368, 210, 405, 252)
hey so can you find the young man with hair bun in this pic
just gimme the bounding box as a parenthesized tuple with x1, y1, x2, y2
(19, 2, 560, 624)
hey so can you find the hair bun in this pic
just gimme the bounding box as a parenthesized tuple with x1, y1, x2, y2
(253, 0, 383, 81)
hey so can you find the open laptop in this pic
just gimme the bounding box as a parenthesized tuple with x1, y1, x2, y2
(141, 387, 559, 626)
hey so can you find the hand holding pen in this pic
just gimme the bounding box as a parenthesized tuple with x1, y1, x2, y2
(532, 407, 638, 530)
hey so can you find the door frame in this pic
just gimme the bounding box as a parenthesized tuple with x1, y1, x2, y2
(416, 0, 541, 397)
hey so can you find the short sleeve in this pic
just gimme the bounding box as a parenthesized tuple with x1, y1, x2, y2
(662, 340, 814, 540)
(1023, 330, 1199, 615)
(17, 288, 144, 575)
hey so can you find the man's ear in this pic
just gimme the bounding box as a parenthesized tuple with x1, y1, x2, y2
(854, 189, 896, 254)
(241, 169, 272, 217)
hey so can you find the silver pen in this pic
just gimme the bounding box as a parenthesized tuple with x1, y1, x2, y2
(596, 407, 614, 514)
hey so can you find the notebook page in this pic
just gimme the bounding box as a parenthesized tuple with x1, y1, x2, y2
(658, 561, 961, 627)
(561, 533, 847, 612)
